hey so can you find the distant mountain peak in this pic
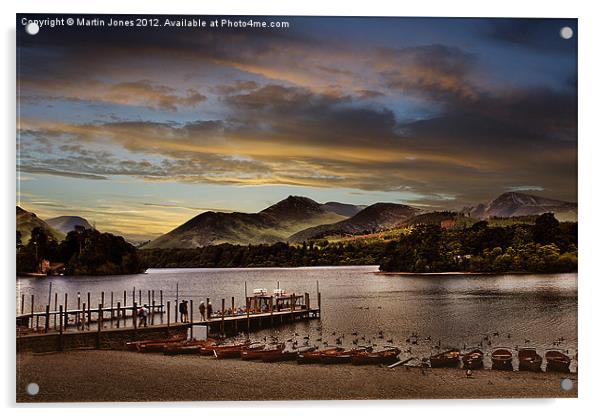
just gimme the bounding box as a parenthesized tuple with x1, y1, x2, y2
(463, 191, 576, 220)
(260, 195, 324, 220)
(46, 216, 93, 235)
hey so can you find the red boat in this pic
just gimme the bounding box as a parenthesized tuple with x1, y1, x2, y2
(241, 344, 284, 360)
(430, 349, 461, 368)
(491, 348, 514, 371)
(462, 349, 484, 370)
(352, 348, 401, 366)
(163, 338, 218, 355)
(262, 346, 316, 363)
(518, 348, 542, 372)
(545, 350, 571, 373)
(125, 334, 186, 351)
(321, 349, 357, 364)
(297, 347, 343, 364)
(213, 342, 254, 359)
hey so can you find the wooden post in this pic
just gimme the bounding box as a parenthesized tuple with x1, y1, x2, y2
(174, 301, 178, 323)
(206, 298, 210, 321)
(82, 303, 86, 331)
(147, 290, 151, 306)
(116, 302, 121, 328)
(21, 294, 24, 315)
(138, 289, 142, 305)
(44, 304, 50, 333)
(97, 303, 102, 348)
(101, 291, 105, 308)
(166, 300, 170, 337)
(58, 305, 63, 351)
(133, 301, 138, 330)
(87, 292, 91, 324)
(318, 292, 322, 317)
(160, 290, 164, 324)
(152, 300, 156, 325)
(77, 292, 81, 328)
(53, 293, 58, 329)
(110, 292, 114, 328)
(30, 295, 34, 329)
(221, 298, 225, 336)
(64, 293, 68, 329)
(231, 296, 235, 315)
(87, 302, 91, 330)
(305, 292, 310, 310)
(132, 287, 135, 307)
(291, 293, 295, 311)
(123, 290, 127, 308)
(189, 299, 194, 339)
(270, 296, 274, 326)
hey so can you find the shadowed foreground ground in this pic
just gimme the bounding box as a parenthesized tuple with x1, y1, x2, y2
(16, 350, 577, 402)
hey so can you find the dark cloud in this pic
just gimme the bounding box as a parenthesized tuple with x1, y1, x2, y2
(486, 19, 577, 53)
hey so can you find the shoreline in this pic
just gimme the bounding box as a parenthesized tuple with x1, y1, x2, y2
(16, 350, 577, 402)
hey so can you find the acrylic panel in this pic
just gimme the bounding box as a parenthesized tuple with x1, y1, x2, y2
(16, 14, 577, 402)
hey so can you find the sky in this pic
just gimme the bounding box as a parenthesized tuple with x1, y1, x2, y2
(16, 15, 577, 241)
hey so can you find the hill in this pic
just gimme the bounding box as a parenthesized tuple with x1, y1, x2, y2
(16, 206, 64, 244)
(289, 203, 419, 242)
(143, 196, 349, 249)
(46, 216, 93, 235)
(462, 192, 577, 221)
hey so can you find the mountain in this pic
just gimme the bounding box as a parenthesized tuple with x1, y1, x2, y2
(46, 216, 93, 235)
(16, 206, 64, 244)
(462, 192, 577, 221)
(143, 196, 348, 249)
(289, 203, 420, 242)
(322, 202, 367, 217)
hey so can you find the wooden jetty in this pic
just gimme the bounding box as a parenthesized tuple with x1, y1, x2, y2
(16, 284, 322, 348)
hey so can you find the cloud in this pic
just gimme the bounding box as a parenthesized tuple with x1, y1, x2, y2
(20, 79, 206, 110)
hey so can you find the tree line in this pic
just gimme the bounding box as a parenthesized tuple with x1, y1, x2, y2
(17, 226, 144, 276)
(140, 213, 577, 274)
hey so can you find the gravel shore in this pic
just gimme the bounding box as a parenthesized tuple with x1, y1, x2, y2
(16, 350, 577, 402)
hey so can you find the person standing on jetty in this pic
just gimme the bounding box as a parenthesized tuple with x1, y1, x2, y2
(138, 304, 149, 327)
(179, 300, 189, 323)
(199, 301, 206, 321)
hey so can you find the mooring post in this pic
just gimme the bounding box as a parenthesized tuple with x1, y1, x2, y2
(174, 301, 178, 323)
(221, 298, 225, 336)
(133, 301, 138, 332)
(101, 291, 105, 308)
(206, 298, 210, 321)
(30, 295, 34, 329)
(87, 301, 92, 330)
(97, 303, 103, 348)
(77, 292, 81, 328)
(189, 299, 194, 339)
(58, 305, 63, 350)
(116, 302, 121, 328)
(147, 290, 151, 306)
(21, 294, 24, 315)
(53, 293, 58, 329)
(138, 289, 141, 305)
(82, 303, 86, 331)
(152, 299, 156, 325)
(44, 304, 50, 333)
(132, 287, 135, 307)
(123, 290, 127, 308)
(167, 300, 171, 328)
(87, 292, 91, 322)
(291, 293, 295, 312)
(64, 293, 68, 330)
(110, 292, 114, 327)
(231, 296, 235, 316)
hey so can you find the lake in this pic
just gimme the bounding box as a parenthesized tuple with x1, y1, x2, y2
(17, 266, 577, 370)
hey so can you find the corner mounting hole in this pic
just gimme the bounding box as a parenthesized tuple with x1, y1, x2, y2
(26, 382, 39, 396)
(560, 378, 573, 391)
(560, 26, 573, 40)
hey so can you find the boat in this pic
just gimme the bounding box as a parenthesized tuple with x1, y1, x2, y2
(429, 349, 461, 368)
(518, 348, 542, 372)
(352, 348, 401, 366)
(491, 348, 514, 371)
(545, 350, 571, 373)
(241, 344, 284, 360)
(212, 342, 254, 359)
(125, 334, 187, 351)
(462, 348, 484, 370)
(262, 346, 316, 363)
(297, 347, 343, 364)
(321, 349, 357, 364)
(163, 339, 218, 355)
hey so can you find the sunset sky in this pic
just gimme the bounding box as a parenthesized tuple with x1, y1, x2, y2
(17, 15, 577, 241)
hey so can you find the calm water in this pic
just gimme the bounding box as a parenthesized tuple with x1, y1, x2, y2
(17, 266, 577, 370)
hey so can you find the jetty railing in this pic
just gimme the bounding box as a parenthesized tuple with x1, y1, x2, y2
(17, 282, 322, 339)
